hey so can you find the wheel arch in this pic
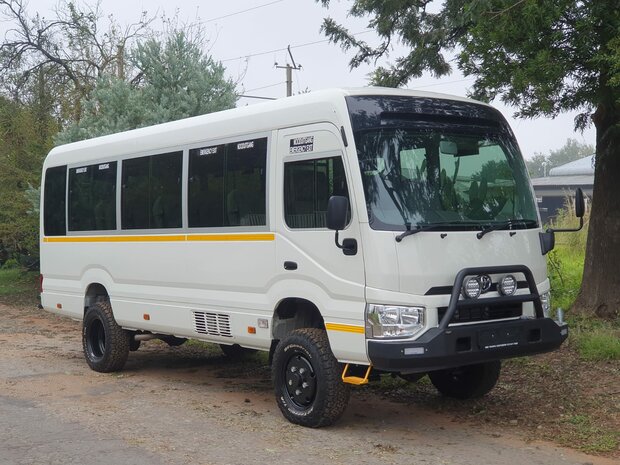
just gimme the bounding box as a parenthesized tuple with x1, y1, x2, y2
(84, 282, 109, 314)
(272, 297, 325, 341)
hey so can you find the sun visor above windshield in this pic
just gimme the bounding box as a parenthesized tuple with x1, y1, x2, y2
(345, 96, 511, 135)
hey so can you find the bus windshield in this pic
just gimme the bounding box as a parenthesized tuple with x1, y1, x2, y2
(354, 126, 538, 231)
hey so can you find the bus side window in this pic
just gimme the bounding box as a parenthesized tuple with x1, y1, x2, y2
(284, 156, 350, 229)
(43, 165, 67, 236)
(122, 152, 182, 229)
(188, 137, 267, 228)
(68, 162, 117, 231)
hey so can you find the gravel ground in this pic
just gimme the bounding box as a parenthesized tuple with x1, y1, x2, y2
(0, 302, 616, 465)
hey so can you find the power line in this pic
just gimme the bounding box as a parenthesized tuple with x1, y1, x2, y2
(205, 0, 285, 23)
(243, 82, 285, 93)
(238, 95, 277, 100)
(221, 30, 372, 63)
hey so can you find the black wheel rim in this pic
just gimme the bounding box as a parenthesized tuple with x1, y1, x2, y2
(87, 318, 106, 361)
(283, 352, 317, 409)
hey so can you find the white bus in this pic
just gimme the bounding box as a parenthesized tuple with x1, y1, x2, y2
(40, 88, 579, 427)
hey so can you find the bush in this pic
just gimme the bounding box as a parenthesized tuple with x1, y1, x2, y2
(547, 197, 588, 312)
(2, 258, 19, 269)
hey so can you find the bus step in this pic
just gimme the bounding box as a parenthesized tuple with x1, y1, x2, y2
(341, 363, 372, 385)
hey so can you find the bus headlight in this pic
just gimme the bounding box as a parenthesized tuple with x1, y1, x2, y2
(365, 304, 425, 339)
(540, 292, 551, 317)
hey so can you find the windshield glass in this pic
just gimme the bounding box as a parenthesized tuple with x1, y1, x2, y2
(355, 126, 538, 231)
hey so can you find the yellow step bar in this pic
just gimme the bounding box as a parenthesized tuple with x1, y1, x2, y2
(341, 363, 372, 385)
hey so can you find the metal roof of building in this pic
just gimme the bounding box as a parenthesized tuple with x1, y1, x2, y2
(530, 174, 593, 187)
(548, 155, 595, 176)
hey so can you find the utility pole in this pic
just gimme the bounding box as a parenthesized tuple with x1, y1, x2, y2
(275, 45, 302, 97)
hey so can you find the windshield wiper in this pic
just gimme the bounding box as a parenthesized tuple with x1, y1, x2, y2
(476, 219, 539, 239)
(395, 221, 483, 242)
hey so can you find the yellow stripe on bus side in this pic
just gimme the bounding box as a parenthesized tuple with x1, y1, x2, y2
(187, 233, 275, 242)
(325, 323, 365, 334)
(43, 233, 275, 243)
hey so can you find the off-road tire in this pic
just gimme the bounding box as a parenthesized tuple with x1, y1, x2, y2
(272, 328, 350, 427)
(82, 301, 131, 372)
(428, 360, 501, 399)
(220, 343, 257, 358)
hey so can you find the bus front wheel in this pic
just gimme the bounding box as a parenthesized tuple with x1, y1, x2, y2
(272, 328, 350, 427)
(82, 301, 131, 372)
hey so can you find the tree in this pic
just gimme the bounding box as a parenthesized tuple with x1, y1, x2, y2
(526, 138, 593, 177)
(56, 30, 237, 143)
(0, 0, 152, 122)
(317, 0, 619, 319)
(0, 96, 57, 263)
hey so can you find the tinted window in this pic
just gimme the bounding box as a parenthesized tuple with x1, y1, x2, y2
(188, 138, 267, 227)
(284, 156, 349, 228)
(68, 162, 117, 231)
(43, 166, 67, 236)
(122, 152, 182, 229)
(225, 138, 267, 226)
(188, 144, 225, 227)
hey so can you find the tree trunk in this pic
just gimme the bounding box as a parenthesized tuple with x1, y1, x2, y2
(572, 102, 620, 320)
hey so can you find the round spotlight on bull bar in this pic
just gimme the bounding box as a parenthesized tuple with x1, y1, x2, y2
(462, 276, 481, 299)
(499, 274, 517, 296)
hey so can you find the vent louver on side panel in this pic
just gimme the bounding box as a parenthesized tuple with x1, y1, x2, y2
(193, 311, 232, 337)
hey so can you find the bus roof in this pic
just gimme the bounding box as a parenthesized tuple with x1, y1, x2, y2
(43, 87, 489, 167)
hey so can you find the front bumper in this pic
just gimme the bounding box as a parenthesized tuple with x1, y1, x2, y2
(368, 317, 568, 373)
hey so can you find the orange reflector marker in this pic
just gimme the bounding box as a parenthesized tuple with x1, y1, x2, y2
(56, 303, 62, 309)
(143, 314, 150, 321)
(247, 326, 256, 334)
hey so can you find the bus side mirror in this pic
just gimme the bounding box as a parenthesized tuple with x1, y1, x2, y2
(541, 188, 585, 255)
(575, 187, 585, 218)
(327, 196, 348, 231)
(327, 196, 357, 256)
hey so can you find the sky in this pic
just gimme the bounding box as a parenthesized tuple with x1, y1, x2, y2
(9, 0, 596, 158)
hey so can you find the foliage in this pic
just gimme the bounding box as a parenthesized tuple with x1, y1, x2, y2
(56, 30, 237, 144)
(0, 96, 57, 262)
(0, 0, 152, 123)
(318, 0, 620, 318)
(547, 203, 619, 360)
(0, 268, 34, 295)
(526, 138, 594, 177)
(317, 1, 620, 126)
(547, 200, 588, 310)
(0, 2, 237, 264)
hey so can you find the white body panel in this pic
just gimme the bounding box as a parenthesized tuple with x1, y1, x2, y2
(40, 88, 550, 367)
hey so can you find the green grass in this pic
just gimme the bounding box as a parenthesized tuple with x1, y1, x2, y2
(547, 245, 584, 312)
(563, 414, 620, 454)
(573, 328, 620, 361)
(0, 268, 37, 296)
(545, 205, 620, 361)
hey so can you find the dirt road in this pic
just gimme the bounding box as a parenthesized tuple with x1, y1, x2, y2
(0, 303, 615, 465)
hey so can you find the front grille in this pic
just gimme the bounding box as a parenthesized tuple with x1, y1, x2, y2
(438, 303, 522, 324)
(193, 311, 232, 337)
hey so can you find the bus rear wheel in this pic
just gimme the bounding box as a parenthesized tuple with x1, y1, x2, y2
(82, 301, 131, 372)
(272, 328, 350, 427)
(428, 361, 501, 399)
